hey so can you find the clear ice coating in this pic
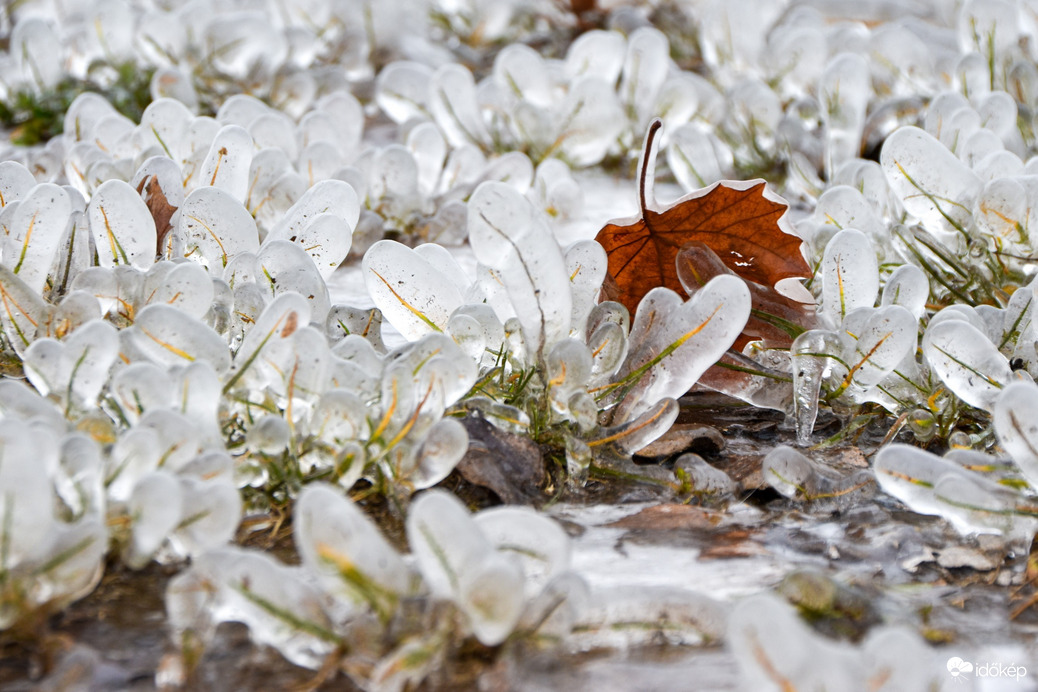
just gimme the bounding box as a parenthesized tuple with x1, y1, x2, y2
(923, 318, 1012, 411)
(2, 183, 71, 294)
(23, 318, 119, 413)
(875, 443, 975, 518)
(295, 484, 416, 614)
(728, 593, 941, 691)
(874, 443, 1037, 542)
(468, 181, 572, 360)
(430, 63, 492, 149)
(762, 445, 874, 508)
(842, 305, 918, 393)
(791, 329, 844, 444)
(406, 489, 523, 645)
(127, 304, 232, 375)
(666, 124, 734, 189)
(819, 53, 870, 179)
(879, 264, 928, 320)
(819, 229, 878, 328)
(363, 240, 463, 340)
(473, 506, 572, 599)
(175, 187, 259, 275)
(881, 126, 981, 247)
(612, 276, 750, 424)
(87, 180, 157, 270)
(165, 547, 337, 670)
(993, 379, 1038, 488)
(674, 453, 735, 497)
(590, 398, 679, 456)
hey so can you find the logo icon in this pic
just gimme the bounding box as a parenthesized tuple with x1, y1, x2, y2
(947, 657, 974, 678)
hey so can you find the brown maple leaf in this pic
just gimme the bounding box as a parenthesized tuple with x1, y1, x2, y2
(596, 119, 811, 322)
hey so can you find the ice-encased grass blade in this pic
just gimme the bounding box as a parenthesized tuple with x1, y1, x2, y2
(256, 239, 331, 322)
(457, 550, 525, 646)
(494, 43, 552, 109)
(872, 443, 1009, 529)
(28, 518, 107, 616)
(666, 124, 733, 189)
(411, 417, 468, 490)
(126, 471, 183, 568)
(729, 592, 863, 691)
(933, 472, 1038, 540)
(429, 63, 492, 149)
(880, 263, 929, 320)
(225, 292, 311, 395)
(176, 186, 259, 275)
(197, 125, 253, 202)
(881, 126, 980, 246)
(0, 264, 50, 353)
(295, 484, 415, 621)
(564, 240, 607, 338)
(556, 77, 626, 167)
(574, 586, 726, 649)
(88, 180, 157, 270)
(469, 181, 572, 361)
(310, 389, 368, 445)
(133, 98, 194, 163)
(167, 547, 339, 670)
(820, 229, 878, 328)
(2, 183, 72, 295)
(0, 419, 60, 571)
(170, 475, 241, 557)
(110, 362, 173, 425)
(363, 240, 462, 340)
(589, 398, 679, 455)
(762, 445, 874, 507)
(0, 162, 37, 208)
(266, 325, 331, 410)
(993, 379, 1038, 489)
(142, 261, 214, 319)
(619, 27, 668, 128)
(819, 53, 870, 179)
(127, 304, 232, 375)
(474, 506, 571, 600)
(836, 305, 917, 393)
(547, 338, 593, 415)
(376, 61, 434, 124)
(407, 121, 447, 197)
(105, 427, 162, 502)
(65, 93, 121, 145)
(11, 17, 63, 90)
(23, 318, 118, 415)
(923, 319, 1010, 410)
(407, 489, 493, 599)
(587, 320, 628, 387)
(136, 410, 206, 475)
(612, 275, 750, 424)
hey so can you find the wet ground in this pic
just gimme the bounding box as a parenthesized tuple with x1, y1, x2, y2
(4, 394, 1037, 691)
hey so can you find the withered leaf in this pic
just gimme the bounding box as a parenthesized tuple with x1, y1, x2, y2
(607, 503, 723, 530)
(455, 416, 546, 505)
(136, 175, 178, 258)
(596, 119, 811, 320)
